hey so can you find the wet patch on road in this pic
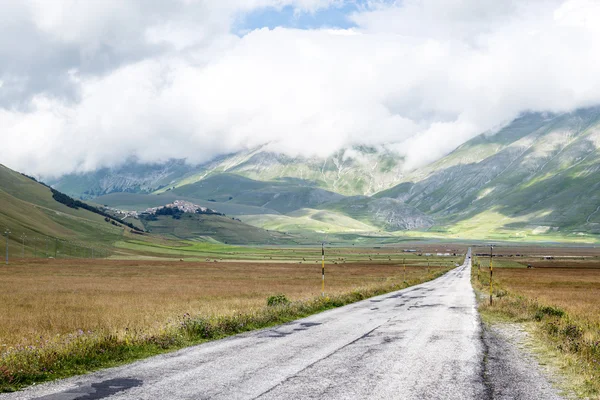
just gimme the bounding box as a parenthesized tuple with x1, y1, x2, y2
(428, 334, 443, 343)
(299, 322, 321, 328)
(448, 306, 472, 314)
(408, 303, 444, 310)
(35, 378, 143, 400)
(265, 330, 294, 337)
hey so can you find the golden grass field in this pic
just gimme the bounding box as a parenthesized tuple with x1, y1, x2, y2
(0, 257, 444, 350)
(474, 249, 600, 327)
(474, 251, 600, 397)
(493, 261, 600, 327)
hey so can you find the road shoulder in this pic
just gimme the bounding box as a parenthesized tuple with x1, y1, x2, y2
(483, 322, 571, 400)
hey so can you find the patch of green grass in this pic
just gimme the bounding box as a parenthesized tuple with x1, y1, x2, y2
(241, 209, 377, 234)
(139, 214, 296, 245)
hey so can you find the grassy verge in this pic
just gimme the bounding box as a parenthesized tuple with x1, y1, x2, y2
(471, 261, 600, 398)
(0, 268, 450, 392)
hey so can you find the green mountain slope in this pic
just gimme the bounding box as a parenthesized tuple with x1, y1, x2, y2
(322, 196, 434, 231)
(48, 146, 406, 199)
(0, 164, 128, 254)
(168, 174, 344, 214)
(0, 164, 304, 250)
(94, 173, 433, 232)
(378, 107, 600, 238)
(240, 208, 378, 234)
(167, 145, 405, 196)
(138, 213, 295, 245)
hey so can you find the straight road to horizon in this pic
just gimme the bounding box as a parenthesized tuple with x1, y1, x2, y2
(2, 249, 563, 400)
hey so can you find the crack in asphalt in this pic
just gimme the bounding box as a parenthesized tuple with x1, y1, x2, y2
(250, 319, 392, 400)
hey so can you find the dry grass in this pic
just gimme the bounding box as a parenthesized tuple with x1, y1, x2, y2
(0, 258, 434, 350)
(493, 265, 600, 327)
(474, 257, 600, 398)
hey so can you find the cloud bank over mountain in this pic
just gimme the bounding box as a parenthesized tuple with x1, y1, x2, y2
(2, 0, 600, 176)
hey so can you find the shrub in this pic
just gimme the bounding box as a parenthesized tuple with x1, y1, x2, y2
(535, 305, 565, 320)
(267, 294, 290, 307)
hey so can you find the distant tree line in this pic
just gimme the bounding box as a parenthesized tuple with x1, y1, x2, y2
(20, 173, 143, 233)
(196, 208, 224, 216)
(155, 207, 185, 219)
(51, 188, 144, 232)
(142, 207, 225, 221)
(49, 187, 144, 232)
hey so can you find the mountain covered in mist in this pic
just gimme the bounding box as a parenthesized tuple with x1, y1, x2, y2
(49, 145, 405, 199)
(47, 106, 600, 240)
(380, 107, 600, 237)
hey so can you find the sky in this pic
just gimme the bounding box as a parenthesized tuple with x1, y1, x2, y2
(2, 0, 600, 177)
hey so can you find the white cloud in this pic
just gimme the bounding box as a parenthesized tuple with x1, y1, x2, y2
(1, 0, 600, 177)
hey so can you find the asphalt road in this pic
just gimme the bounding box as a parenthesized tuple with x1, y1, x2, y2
(2, 249, 563, 399)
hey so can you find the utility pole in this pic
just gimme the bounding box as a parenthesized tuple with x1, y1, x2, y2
(321, 242, 325, 297)
(4, 229, 10, 265)
(21, 233, 26, 258)
(489, 245, 494, 306)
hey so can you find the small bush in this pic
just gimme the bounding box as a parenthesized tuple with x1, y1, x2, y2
(267, 294, 290, 307)
(535, 305, 565, 320)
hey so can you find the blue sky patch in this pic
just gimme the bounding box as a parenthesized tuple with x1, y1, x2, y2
(235, 2, 362, 34)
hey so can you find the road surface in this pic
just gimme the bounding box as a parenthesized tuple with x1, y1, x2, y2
(2, 249, 563, 399)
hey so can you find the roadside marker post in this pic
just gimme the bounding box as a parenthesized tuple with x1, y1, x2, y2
(4, 229, 10, 265)
(321, 243, 325, 297)
(403, 257, 406, 283)
(21, 233, 26, 258)
(489, 245, 494, 306)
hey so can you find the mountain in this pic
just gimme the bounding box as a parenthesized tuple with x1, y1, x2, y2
(0, 163, 130, 255)
(94, 173, 434, 233)
(322, 196, 434, 231)
(44, 106, 600, 241)
(378, 107, 600, 238)
(0, 162, 306, 253)
(48, 145, 405, 199)
(167, 174, 344, 214)
(168, 145, 405, 196)
(48, 159, 194, 200)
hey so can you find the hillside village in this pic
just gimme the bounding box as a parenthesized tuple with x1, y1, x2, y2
(105, 200, 222, 220)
